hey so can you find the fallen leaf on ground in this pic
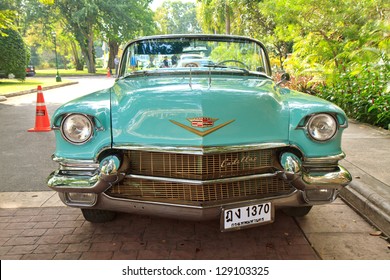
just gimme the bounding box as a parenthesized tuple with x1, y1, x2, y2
(369, 231, 382, 236)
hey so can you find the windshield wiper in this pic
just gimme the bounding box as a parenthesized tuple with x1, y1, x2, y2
(204, 64, 250, 74)
(122, 71, 149, 79)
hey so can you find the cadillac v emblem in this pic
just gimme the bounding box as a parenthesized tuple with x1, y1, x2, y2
(188, 117, 218, 128)
(170, 117, 235, 137)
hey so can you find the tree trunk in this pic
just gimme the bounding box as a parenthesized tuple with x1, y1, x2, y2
(74, 27, 95, 73)
(108, 40, 119, 71)
(225, 2, 231, 35)
(86, 33, 96, 73)
(70, 41, 83, 71)
(81, 45, 95, 74)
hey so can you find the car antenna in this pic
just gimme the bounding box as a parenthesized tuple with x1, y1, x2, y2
(208, 66, 212, 89)
(189, 67, 192, 89)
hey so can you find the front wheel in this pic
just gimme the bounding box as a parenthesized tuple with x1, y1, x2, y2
(282, 206, 313, 217)
(81, 209, 117, 223)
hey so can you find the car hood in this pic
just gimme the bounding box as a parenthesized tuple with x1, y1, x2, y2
(111, 75, 290, 148)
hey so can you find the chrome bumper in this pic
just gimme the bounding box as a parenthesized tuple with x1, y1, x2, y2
(47, 156, 126, 193)
(48, 152, 352, 212)
(58, 190, 304, 221)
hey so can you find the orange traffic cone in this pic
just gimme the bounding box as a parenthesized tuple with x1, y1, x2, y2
(107, 67, 111, 78)
(28, 85, 51, 132)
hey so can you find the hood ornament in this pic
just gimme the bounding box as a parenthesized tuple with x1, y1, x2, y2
(170, 117, 235, 137)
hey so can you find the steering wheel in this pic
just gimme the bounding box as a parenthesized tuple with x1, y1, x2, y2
(218, 60, 248, 69)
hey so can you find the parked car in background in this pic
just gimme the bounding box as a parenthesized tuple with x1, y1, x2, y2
(26, 64, 36, 76)
(177, 54, 214, 67)
(48, 34, 351, 231)
(0, 66, 35, 78)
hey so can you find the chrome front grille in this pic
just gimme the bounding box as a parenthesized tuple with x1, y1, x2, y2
(125, 149, 275, 180)
(106, 176, 292, 205)
(105, 148, 292, 205)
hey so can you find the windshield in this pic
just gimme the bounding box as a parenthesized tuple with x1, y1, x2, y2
(119, 35, 271, 77)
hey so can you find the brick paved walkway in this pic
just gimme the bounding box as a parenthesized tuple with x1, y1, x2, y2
(0, 207, 319, 260)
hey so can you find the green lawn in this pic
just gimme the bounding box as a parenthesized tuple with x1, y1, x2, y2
(0, 68, 107, 95)
(0, 78, 72, 95)
(35, 68, 107, 77)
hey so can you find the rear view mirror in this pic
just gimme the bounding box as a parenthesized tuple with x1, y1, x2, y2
(276, 72, 290, 86)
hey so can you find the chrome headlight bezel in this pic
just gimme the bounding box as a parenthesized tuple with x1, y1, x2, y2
(306, 113, 338, 142)
(60, 114, 94, 145)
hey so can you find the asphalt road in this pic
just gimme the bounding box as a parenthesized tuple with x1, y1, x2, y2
(0, 77, 115, 192)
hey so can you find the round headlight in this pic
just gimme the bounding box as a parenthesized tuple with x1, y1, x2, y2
(307, 114, 337, 141)
(61, 114, 93, 144)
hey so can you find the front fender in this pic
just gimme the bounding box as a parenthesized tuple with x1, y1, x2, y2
(281, 88, 348, 158)
(51, 88, 112, 160)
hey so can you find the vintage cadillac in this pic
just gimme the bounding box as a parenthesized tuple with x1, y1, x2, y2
(48, 34, 352, 231)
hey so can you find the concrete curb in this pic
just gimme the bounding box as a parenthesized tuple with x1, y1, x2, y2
(339, 162, 390, 238)
(340, 185, 390, 238)
(0, 81, 79, 100)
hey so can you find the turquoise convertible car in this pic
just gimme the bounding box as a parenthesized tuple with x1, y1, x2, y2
(48, 34, 351, 231)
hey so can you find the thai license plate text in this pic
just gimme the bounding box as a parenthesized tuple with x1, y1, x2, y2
(222, 202, 272, 231)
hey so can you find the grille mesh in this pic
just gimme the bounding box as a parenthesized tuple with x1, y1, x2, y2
(105, 149, 292, 205)
(126, 149, 275, 180)
(106, 177, 292, 205)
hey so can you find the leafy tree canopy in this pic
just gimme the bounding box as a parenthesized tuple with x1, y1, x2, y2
(155, 0, 201, 34)
(0, 0, 17, 36)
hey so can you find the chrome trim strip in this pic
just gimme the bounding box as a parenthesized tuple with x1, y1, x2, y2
(99, 190, 300, 210)
(279, 153, 351, 190)
(113, 143, 289, 155)
(302, 165, 352, 187)
(48, 158, 125, 193)
(52, 155, 99, 168)
(126, 172, 279, 185)
(48, 172, 125, 193)
(303, 152, 346, 165)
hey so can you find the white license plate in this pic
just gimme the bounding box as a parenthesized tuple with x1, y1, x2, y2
(221, 202, 273, 231)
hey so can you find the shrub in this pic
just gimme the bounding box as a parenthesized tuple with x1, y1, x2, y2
(0, 28, 29, 80)
(317, 64, 389, 129)
(275, 64, 389, 130)
(273, 72, 322, 95)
